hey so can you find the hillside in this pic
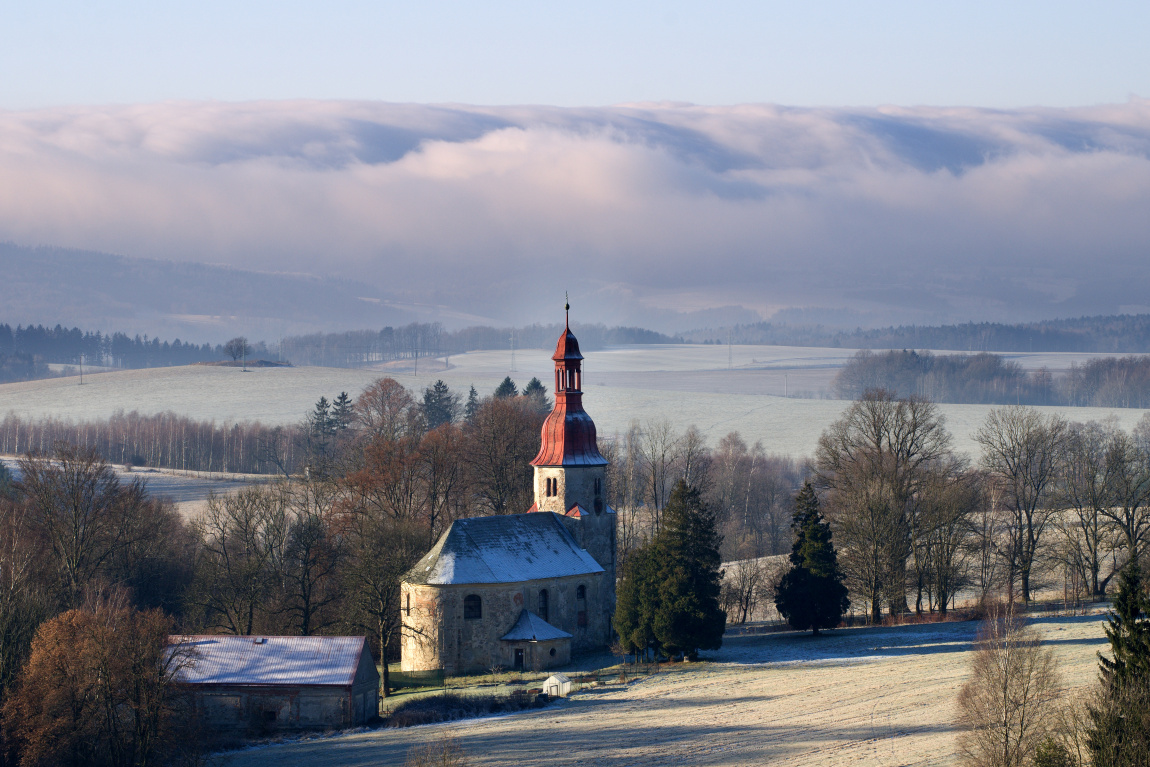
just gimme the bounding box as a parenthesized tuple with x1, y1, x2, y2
(2, 344, 1147, 460)
(223, 611, 1109, 767)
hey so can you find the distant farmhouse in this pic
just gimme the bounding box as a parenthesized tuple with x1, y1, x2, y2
(174, 635, 379, 731)
(401, 318, 617, 674)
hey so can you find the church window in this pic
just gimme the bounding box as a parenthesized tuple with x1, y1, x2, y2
(576, 584, 586, 600)
(405, 593, 410, 616)
(464, 594, 482, 620)
(538, 589, 549, 621)
(549, 647, 557, 657)
(594, 478, 601, 495)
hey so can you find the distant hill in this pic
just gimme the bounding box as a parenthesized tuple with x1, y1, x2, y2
(689, 315, 1150, 354)
(0, 242, 418, 343)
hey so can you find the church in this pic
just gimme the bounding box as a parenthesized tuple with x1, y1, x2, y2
(400, 317, 616, 674)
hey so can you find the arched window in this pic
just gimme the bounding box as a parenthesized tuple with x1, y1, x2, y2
(405, 593, 411, 616)
(576, 584, 586, 600)
(464, 594, 482, 620)
(538, 589, 549, 621)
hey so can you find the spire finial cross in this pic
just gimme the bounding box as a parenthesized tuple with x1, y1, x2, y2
(565, 292, 570, 328)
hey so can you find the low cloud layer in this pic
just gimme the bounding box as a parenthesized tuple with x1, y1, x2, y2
(2, 100, 1150, 329)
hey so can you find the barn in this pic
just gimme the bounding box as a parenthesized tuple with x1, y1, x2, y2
(173, 635, 379, 731)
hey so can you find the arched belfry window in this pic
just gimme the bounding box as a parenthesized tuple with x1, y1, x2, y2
(538, 589, 549, 621)
(464, 594, 482, 620)
(576, 584, 586, 600)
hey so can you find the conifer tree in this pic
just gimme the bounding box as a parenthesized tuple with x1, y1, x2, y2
(331, 392, 354, 431)
(775, 481, 849, 635)
(464, 386, 480, 423)
(1087, 561, 1150, 764)
(522, 377, 551, 415)
(422, 380, 459, 429)
(0, 460, 12, 499)
(650, 480, 726, 658)
(494, 377, 518, 399)
(613, 545, 660, 661)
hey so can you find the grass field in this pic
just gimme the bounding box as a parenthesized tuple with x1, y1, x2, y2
(220, 610, 1109, 767)
(2, 345, 1146, 461)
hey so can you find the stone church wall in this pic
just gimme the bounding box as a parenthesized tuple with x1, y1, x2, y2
(401, 571, 612, 674)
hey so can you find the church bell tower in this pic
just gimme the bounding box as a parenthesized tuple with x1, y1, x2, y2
(529, 303, 616, 584)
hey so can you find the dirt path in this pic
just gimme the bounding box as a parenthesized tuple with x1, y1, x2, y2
(220, 612, 1108, 767)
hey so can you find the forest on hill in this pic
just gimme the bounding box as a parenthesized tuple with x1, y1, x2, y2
(832, 349, 1150, 408)
(695, 313, 1150, 353)
(0, 320, 679, 383)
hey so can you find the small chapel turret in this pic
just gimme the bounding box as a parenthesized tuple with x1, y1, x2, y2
(529, 304, 616, 587)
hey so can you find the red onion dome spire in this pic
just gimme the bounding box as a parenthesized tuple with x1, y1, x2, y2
(530, 302, 607, 467)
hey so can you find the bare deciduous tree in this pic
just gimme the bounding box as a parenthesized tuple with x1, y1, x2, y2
(975, 407, 1069, 602)
(188, 486, 288, 635)
(223, 336, 251, 362)
(816, 390, 952, 619)
(636, 418, 683, 533)
(1056, 421, 1115, 599)
(956, 607, 1063, 767)
(17, 446, 152, 608)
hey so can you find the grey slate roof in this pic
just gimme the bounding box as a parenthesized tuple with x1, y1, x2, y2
(171, 635, 368, 687)
(500, 610, 573, 642)
(404, 512, 604, 586)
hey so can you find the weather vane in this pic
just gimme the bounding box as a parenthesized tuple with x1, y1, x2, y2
(565, 292, 570, 325)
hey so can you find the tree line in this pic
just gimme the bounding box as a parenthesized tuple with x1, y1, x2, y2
(0, 322, 279, 384)
(688, 312, 1150, 353)
(0, 318, 680, 383)
(834, 349, 1150, 408)
(814, 390, 1150, 623)
(278, 322, 680, 368)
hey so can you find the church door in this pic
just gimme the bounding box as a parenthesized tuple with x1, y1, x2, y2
(514, 648, 524, 670)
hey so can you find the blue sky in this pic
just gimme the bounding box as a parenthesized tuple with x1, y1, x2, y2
(2, 0, 1147, 109)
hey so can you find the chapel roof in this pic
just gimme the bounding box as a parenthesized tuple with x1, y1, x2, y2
(500, 610, 573, 642)
(404, 512, 604, 586)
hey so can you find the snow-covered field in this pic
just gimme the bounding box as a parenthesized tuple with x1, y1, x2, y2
(222, 611, 1109, 767)
(0, 456, 256, 517)
(1, 345, 1147, 460)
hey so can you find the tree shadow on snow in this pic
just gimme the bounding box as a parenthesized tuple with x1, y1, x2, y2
(712, 612, 1108, 666)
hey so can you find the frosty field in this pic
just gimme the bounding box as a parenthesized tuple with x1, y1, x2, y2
(1, 345, 1147, 460)
(221, 611, 1109, 767)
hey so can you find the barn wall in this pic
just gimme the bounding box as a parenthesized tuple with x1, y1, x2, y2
(189, 684, 371, 731)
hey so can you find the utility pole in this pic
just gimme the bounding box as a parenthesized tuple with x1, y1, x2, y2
(510, 329, 517, 372)
(79, 354, 83, 385)
(728, 329, 733, 370)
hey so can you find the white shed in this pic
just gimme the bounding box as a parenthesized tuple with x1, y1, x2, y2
(543, 672, 572, 698)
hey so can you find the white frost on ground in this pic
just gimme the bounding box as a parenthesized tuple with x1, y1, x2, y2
(219, 611, 1109, 767)
(1, 345, 1146, 461)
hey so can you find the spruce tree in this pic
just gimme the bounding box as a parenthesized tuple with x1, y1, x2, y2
(522, 377, 551, 415)
(331, 392, 354, 431)
(464, 386, 480, 423)
(775, 481, 849, 635)
(494, 377, 518, 399)
(0, 461, 12, 499)
(1087, 561, 1150, 764)
(422, 380, 458, 429)
(650, 480, 726, 658)
(613, 545, 660, 660)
